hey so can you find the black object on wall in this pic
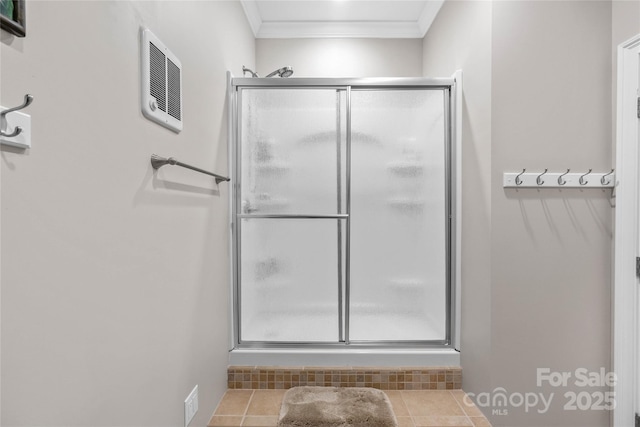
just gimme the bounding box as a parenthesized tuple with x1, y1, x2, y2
(0, 0, 25, 38)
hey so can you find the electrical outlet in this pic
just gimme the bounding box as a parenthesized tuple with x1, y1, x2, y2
(184, 385, 198, 427)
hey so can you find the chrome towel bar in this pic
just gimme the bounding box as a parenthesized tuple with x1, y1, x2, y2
(150, 154, 230, 184)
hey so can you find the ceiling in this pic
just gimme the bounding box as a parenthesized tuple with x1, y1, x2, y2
(240, 0, 445, 39)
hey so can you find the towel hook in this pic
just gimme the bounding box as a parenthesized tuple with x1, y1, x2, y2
(558, 169, 570, 186)
(0, 94, 34, 138)
(536, 169, 548, 186)
(579, 169, 592, 186)
(515, 168, 526, 186)
(601, 169, 614, 186)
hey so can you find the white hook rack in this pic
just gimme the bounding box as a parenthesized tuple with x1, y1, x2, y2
(1, 94, 34, 149)
(503, 169, 615, 188)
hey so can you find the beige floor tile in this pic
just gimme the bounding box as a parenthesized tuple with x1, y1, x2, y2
(401, 391, 466, 417)
(241, 415, 279, 426)
(211, 387, 492, 427)
(385, 390, 411, 416)
(413, 416, 473, 427)
(246, 389, 287, 416)
(207, 415, 244, 427)
(469, 417, 492, 427)
(396, 416, 416, 427)
(459, 403, 485, 418)
(215, 390, 254, 416)
(449, 391, 485, 417)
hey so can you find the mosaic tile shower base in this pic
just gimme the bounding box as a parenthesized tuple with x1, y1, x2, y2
(228, 366, 462, 390)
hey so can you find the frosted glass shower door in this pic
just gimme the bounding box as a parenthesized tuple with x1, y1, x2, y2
(237, 88, 347, 343)
(349, 89, 449, 342)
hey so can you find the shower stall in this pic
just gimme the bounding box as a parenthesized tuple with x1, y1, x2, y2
(228, 75, 461, 366)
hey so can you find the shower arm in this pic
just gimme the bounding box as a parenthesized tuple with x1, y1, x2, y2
(242, 66, 259, 78)
(242, 66, 293, 78)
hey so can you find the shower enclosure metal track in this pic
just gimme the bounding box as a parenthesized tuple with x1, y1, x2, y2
(231, 77, 454, 88)
(229, 76, 460, 351)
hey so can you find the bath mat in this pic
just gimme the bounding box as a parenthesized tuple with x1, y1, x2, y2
(278, 386, 398, 427)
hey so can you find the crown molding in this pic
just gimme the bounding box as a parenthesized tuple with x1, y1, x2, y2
(417, 0, 445, 36)
(256, 21, 425, 39)
(240, 0, 262, 36)
(240, 0, 444, 39)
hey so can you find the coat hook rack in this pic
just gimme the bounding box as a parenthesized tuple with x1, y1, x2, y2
(0, 94, 33, 138)
(150, 154, 230, 184)
(503, 169, 615, 188)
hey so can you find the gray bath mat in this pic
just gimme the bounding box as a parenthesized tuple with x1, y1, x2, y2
(278, 386, 398, 427)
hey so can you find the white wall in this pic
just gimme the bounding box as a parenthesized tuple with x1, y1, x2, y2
(612, 0, 640, 58)
(422, 0, 493, 413)
(491, 2, 612, 426)
(0, 1, 254, 426)
(426, 1, 619, 426)
(256, 38, 423, 77)
(612, 0, 640, 146)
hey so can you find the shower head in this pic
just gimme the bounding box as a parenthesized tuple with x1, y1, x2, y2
(241, 65, 294, 78)
(242, 66, 259, 78)
(265, 66, 294, 78)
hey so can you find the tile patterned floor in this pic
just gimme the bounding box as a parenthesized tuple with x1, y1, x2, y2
(208, 389, 492, 427)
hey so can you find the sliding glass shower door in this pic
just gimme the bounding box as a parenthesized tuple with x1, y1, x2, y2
(349, 89, 448, 341)
(233, 80, 453, 347)
(237, 88, 347, 342)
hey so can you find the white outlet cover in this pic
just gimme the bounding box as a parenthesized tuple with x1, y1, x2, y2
(184, 385, 198, 427)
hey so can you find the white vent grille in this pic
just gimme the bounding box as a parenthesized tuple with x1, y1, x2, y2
(167, 58, 181, 120)
(141, 28, 182, 133)
(149, 42, 167, 113)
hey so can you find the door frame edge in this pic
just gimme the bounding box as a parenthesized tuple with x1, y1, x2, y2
(613, 33, 640, 427)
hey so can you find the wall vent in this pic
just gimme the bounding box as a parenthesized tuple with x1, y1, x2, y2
(141, 28, 183, 133)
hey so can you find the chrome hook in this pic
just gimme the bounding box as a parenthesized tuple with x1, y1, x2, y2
(515, 168, 526, 186)
(0, 94, 34, 138)
(536, 169, 548, 186)
(558, 169, 570, 186)
(601, 169, 614, 185)
(0, 126, 22, 138)
(579, 169, 592, 186)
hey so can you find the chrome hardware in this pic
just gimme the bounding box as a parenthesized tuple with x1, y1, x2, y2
(601, 169, 614, 186)
(0, 94, 33, 137)
(536, 169, 548, 186)
(150, 154, 230, 184)
(558, 169, 570, 186)
(579, 169, 592, 186)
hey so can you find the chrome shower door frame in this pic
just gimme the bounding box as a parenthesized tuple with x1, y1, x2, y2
(229, 76, 460, 351)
